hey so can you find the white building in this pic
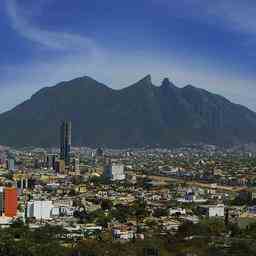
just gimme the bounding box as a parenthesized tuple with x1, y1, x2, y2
(27, 200, 53, 220)
(51, 207, 60, 217)
(104, 162, 125, 181)
(199, 204, 225, 218)
(112, 229, 135, 240)
(7, 159, 15, 172)
(169, 208, 186, 216)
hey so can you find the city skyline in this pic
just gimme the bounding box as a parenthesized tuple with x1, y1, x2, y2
(1, 1, 256, 254)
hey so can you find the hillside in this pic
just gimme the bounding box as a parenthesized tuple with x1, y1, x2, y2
(0, 75, 256, 148)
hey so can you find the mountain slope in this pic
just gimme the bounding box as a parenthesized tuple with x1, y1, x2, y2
(0, 75, 256, 148)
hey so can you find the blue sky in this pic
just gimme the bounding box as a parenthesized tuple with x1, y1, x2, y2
(1, 0, 256, 112)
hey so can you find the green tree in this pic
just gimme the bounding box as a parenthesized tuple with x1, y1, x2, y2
(101, 199, 113, 211)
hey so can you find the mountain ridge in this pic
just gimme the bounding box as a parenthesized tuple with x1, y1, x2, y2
(0, 75, 256, 148)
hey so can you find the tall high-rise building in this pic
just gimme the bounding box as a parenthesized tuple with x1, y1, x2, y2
(104, 160, 125, 181)
(47, 154, 57, 170)
(60, 121, 72, 166)
(4, 187, 18, 217)
(72, 158, 80, 172)
(7, 158, 15, 171)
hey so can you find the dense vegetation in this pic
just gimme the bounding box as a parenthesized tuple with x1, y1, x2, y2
(2, 218, 256, 256)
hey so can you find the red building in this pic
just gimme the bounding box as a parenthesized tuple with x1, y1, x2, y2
(4, 187, 17, 217)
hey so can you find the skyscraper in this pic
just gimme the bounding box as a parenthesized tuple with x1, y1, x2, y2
(60, 121, 72, 166)
(7, 158, 15, 171)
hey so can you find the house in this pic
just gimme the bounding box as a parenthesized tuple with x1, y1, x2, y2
(198, 204, 225, 218)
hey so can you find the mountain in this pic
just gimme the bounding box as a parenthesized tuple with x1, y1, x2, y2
(1, 75, 256, 148)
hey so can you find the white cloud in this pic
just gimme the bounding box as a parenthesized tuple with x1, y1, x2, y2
(6, 0, 99, 55)
(1, 0, 256, 114)
(153, 0, 256, 38)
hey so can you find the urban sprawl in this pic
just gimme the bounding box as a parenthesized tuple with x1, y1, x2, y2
(2, 121, 256, 255)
